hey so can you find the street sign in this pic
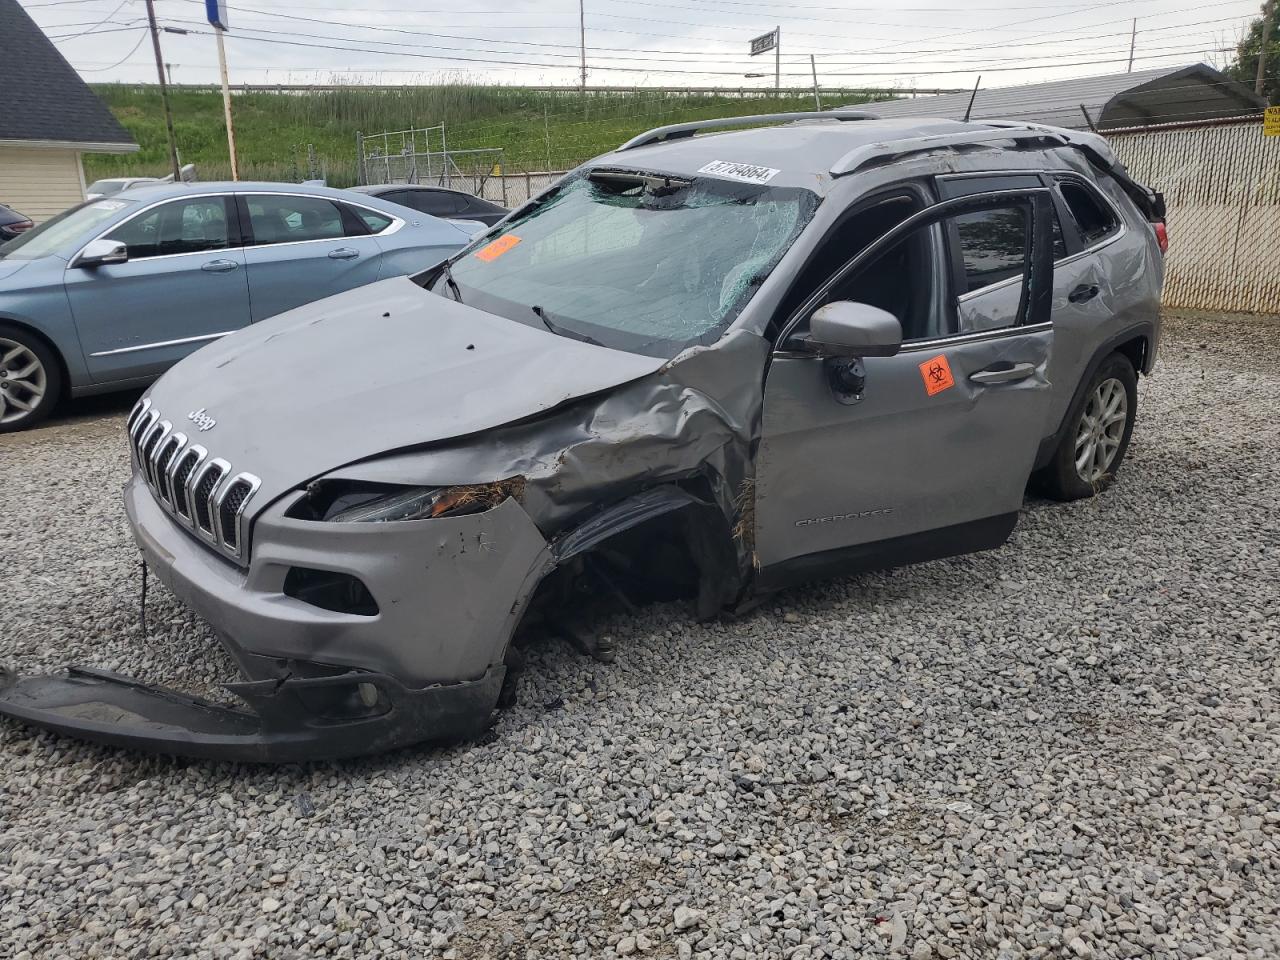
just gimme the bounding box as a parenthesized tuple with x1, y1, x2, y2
(1265, 106, 1280, 137)
(206, 0, 229, 30)
(749, 30, 777, 56)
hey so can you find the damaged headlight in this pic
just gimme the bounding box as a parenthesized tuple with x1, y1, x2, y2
(329, 487, 461, 523)
(291, 478, 526, 523)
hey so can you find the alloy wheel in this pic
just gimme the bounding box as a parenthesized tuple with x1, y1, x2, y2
(0, 337, 47, 426)
(1074, 376, 1128, 483)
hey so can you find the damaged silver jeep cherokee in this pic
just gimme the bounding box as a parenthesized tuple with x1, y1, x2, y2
(0, 112, 1166, 761)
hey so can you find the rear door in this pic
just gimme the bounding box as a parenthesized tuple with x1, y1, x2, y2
(938, 171, 1129, 442)
(754, 189, 1057, 585)
(237, 193, 386, 321)
(65, 194, 251, 383)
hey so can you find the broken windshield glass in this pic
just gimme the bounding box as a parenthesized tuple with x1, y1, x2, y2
(433, 171, 818, 357)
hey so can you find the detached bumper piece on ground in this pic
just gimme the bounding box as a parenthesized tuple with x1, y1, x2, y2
(0, 664, 503, 763)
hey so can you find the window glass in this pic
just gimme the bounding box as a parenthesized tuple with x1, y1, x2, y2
(1050, 211, 1068, 260)
(954, 206, 1026, 293)
(781, 194, 939, 343)
(106, 197, 229, 258)
(396, 190, 463, 216)
(1059, 180, 1119, 246)
(437, 172, 818, 358)
(352, 206, 393, 234)
(245, 195, 344, 245)
(0, 198, 134, 261)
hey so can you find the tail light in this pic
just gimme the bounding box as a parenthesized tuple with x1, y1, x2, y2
(4, 220, 33, 235)
(1154, 221, 1168, 255)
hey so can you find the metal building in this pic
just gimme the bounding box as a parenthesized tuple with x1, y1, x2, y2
(859, 64, 1265, 131)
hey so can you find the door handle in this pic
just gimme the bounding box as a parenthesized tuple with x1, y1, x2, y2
(1068, 283, 1100, 303)
(328, 248, 359, 260)
(969, 361, 1037, 385)
(201, 259, 238, 273)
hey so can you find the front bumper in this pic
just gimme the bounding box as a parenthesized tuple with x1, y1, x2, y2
(0, 475, 551, 762)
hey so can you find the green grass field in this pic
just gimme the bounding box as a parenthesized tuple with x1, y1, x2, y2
(84, 84, 880, 187)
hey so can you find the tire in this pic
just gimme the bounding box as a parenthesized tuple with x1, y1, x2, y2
(0, 323, 62, 433)
(1039, 352, 1138, 501)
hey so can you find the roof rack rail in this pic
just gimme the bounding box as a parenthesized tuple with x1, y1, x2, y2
(616, 110, 879, 152)
(829, 124, 1068, 177)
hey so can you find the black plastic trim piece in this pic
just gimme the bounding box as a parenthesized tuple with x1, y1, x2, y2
(756, 512, 1019, 592)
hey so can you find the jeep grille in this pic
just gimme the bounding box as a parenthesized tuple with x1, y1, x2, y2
(127, 398, 261, 563)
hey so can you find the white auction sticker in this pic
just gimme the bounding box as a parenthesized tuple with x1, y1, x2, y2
(696, 160, 781, 184)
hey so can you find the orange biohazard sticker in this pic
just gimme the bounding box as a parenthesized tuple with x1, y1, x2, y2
(918, 354, 955, 396)
(474, 234, 521, 262)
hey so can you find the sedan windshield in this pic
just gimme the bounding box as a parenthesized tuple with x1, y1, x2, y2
(432, 171, 818, 357)
(0, 199, 134, 261)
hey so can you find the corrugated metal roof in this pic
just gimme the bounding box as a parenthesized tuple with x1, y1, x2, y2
(854, 64, 1265, 131)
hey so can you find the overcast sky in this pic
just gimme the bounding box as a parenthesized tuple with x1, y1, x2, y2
(25, 0, 1262, 91)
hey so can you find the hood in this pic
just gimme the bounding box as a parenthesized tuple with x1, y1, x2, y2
(0, 258, 33, 284)
(143, 276, 665, 511)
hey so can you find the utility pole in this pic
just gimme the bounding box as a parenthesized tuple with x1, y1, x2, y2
(144, 0, 181, 180)
(1126, 18, 1137, 73)
(1256, 0, 1275, 97)
(775, 26, 781, 93)
(810, 54, 820, 109)
(579, 0, 587, 92)
(215, 24, 239, 179)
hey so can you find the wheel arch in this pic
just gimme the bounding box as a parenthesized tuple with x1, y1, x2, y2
(1034, 322, 1152, 471)
(0, 316, 71, 402)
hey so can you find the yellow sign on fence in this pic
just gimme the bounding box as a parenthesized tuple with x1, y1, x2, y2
(1264, 106, 1280, 136)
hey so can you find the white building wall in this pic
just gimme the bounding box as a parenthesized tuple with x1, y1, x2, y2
(0, 144, 86, 223)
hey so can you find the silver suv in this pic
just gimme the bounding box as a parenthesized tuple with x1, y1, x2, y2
(0, 113, 1165, 761)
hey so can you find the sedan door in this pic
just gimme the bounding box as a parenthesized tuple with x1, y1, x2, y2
(64, 194, 251, 383)
(754, 189, 1057, 587)
(237, 193, 386, 322)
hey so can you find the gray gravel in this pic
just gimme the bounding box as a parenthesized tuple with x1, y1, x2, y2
(2, 309, 1278, 960)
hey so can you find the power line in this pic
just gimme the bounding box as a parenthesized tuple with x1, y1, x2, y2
(77, 26, 149, 69)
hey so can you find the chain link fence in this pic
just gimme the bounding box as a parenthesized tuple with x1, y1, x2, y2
(1110, 116, 1280, 314)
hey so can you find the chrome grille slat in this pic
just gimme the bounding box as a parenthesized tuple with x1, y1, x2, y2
(169, 445, 206, 521)
(152, 433, 185, 505)
(127, 403, 258, 563)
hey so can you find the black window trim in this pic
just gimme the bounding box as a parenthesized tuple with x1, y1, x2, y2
(774, 179, 949, 348)
(1051, 173, 1126, 258)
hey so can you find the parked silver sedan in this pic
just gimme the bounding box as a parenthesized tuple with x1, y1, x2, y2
(0, 182, 474, 431)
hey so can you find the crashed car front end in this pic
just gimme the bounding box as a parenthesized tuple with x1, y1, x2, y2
(0, 161, 813, 762)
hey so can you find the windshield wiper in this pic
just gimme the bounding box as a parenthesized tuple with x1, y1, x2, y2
(438, 261, 463, 303)
(531, 305, 604, 347)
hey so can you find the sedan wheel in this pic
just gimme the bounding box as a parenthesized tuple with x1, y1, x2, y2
(0, 326, 62, 432)
(0, 337, 47, 426)
(1074, 376, 1128, 483)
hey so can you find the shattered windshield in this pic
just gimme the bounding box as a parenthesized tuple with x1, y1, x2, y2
(432, 171, 818, 357)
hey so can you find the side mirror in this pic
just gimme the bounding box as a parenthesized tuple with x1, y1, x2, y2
(73, 239, 128, 268)
(806, 301, 903, 358)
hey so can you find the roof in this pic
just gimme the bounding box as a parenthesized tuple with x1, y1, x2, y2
(592, 117, 1087, 193)
(0, 0, 136, 152)
(855, 64, 1265, 131)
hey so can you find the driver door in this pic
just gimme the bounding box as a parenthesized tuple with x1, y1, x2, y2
(754, 188, 1057, 587)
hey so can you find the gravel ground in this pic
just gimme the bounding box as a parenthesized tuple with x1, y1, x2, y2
(1, 309, 1278, 960)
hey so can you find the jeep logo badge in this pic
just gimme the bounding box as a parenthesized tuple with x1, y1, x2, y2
(187, 408, 216, 432)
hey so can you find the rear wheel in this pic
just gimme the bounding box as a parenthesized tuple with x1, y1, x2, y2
(1040, 352, 1137, 501)
(0, 324, 61, 433)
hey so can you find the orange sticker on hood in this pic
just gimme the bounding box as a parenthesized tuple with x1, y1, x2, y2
(919, 354, 955, 396)
(474, 234, 521, 261)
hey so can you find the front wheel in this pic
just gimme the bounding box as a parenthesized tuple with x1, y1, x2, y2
(0, 324, 62, 433)
(1039, 352, 1137, 501)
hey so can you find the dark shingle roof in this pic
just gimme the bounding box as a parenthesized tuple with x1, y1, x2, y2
(0, 0, 136, 150)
